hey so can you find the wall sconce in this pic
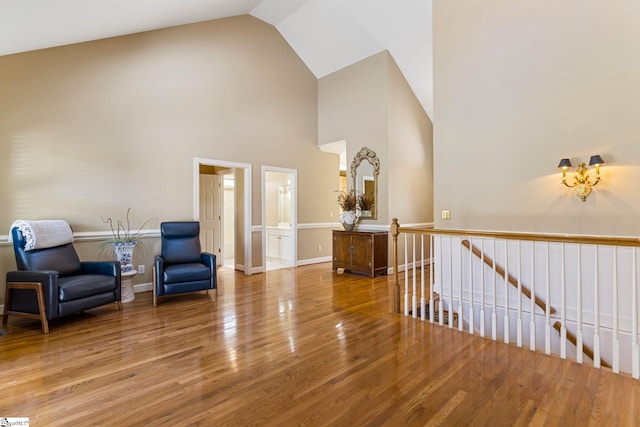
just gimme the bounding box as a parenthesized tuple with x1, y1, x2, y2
(557, 155, 605, 202)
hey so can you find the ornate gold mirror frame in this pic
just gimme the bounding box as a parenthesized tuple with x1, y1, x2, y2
(350, 146, 380, 220)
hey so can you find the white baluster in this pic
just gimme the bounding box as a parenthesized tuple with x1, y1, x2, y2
(458, 237, 463, 332)
(480, 239, 485, 337)
(449, 236, 454, 329)
(576, 244, 583, 364)
(412, 234, 417, 318)
(593, 245, 600, 368)
(430, 234, 435, 323)
(613, 247, 620, 373)
(504, 240, 510, 344)
(438, 235, 444, 326)
(468, 238, 474, 334)
(492, 239, 497, 340)
(545, 242, 551, 355)
(404, 234, 409, 316)
(420, 234, 426, 321)
(560, 244, 567, 359)
(632, 247, 639, 379)
(517, 240, 522, 347)
(530, 241, 536, 351)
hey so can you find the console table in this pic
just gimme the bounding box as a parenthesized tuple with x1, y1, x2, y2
(332, 230, 388, 277)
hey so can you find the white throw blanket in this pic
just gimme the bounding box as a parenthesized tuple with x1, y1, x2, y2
(9, 220, 74, 251)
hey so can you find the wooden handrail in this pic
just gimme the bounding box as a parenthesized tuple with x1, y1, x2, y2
(553, 322, 612, 369)
(393, 220, 640, 248)
(461, 239, 556, 315)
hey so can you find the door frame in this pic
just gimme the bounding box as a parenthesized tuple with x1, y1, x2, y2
(261, 165, 297, 270)
(194, 157, 253, 275)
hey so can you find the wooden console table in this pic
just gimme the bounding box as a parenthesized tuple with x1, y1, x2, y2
(332, 230, 388, 277)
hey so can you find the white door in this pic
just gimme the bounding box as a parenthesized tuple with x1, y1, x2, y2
(199, 174, 222, 265)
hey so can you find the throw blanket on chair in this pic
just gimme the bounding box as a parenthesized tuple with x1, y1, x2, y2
(9, 220, 74, 251)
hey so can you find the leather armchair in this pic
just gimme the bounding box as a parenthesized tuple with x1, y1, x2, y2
(3, 226, 122, 333)
(153, 221, 217, 306)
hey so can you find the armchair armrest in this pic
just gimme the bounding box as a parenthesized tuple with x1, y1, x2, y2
(6, 270, 59, 319)
(201, 252, 217, 290)
(82, 261, 121, 277)
(154, 255, 165, 292)
(201, 252, 216, 268)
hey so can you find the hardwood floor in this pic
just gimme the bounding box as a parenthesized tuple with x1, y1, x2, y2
(1, 263, 639, 426)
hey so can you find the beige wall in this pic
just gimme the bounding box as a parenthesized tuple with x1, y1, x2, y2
(388, 55, 434, 225)
(319, 51, 433, 227)
(0, 15, 341, 301)
(433, 1, 640, 236)
(319, 52, 388, 225)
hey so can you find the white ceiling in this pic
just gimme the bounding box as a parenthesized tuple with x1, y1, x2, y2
(0, 0, 433, 118)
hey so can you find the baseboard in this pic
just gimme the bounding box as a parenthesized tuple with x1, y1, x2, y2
(133, 283, 152, 293)
(297, 256, 332, 266)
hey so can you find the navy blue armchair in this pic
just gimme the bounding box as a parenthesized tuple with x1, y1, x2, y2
(3, 225, 121, 333)
(153, 221, 217, 306)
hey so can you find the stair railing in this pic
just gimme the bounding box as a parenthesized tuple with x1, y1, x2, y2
(390, 218, 640, 378)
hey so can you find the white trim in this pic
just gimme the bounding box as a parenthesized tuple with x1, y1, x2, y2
(297, 256, 332, 266)
(395, 222, 434, 228)
(194, 157, 253, 275)
(254, 222, 341, 231)
(298, 222, 341, 229)
(133, 282, 152, 293)
(1, 230, 161, 245)
(73, 229, 161, 241)
(352, 224, 390, 232)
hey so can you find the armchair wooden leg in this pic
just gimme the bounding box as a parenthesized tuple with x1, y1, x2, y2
(2, 284, 9, 327)
(152, 266, 157, 307)
(4, 282, 49, 334)
(116, 300, 123, 311)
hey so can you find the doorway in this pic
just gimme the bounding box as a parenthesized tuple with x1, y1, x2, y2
(194, 158, 253, 275)
(262, 166, 297, 271)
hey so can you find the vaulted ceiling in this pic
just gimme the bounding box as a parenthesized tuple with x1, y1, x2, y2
(0, 0, 433, 118)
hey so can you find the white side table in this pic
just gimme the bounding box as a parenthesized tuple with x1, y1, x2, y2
(121, 270, 138, 303)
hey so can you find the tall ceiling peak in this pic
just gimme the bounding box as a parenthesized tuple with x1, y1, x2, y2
(0, 0, 432, 118)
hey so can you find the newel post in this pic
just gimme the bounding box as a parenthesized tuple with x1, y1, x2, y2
(390, 218, 401, 314)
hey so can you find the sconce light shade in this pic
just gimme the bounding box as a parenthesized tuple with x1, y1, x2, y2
(557, 158, 572, 169)
(557, 154, 605, 202)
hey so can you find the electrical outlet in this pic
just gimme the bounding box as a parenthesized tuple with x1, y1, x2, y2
(138, 265, 145, 274)
(441, 210, 451, 220)
(318, 244, 322, 252)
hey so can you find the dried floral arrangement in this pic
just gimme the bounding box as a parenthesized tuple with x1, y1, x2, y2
(100, 207, 152, 244)
(336, 190, 358, 211)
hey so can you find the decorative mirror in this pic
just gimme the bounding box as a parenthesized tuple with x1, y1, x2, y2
(350, 146, 380, 220)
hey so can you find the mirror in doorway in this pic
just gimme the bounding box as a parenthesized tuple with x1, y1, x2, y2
(350, 146, 380, 219)
(278, 185, 291, 227)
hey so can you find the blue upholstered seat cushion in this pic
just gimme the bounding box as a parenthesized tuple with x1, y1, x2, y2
(162, 263, 211, 284)
(58, 275, 117, 302)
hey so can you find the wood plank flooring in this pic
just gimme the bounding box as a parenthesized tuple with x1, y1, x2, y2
(1, 263, 639, 426)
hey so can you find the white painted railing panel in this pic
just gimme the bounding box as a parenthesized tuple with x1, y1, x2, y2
(396, 229, 640, 378)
